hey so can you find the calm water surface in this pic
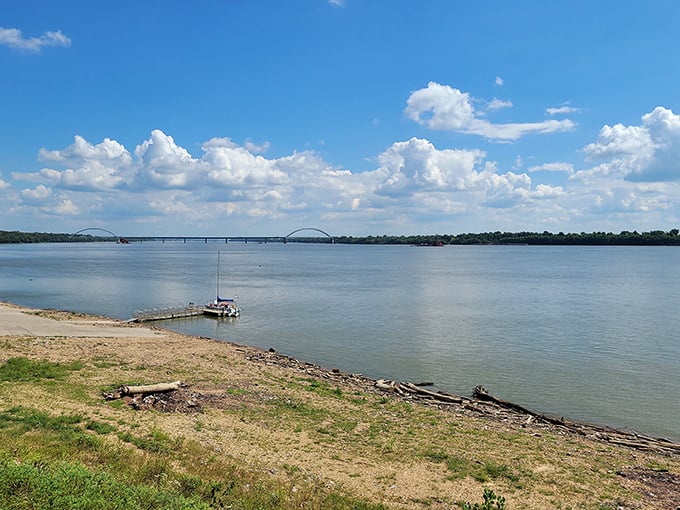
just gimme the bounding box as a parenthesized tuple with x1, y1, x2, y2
(1, 242, 679, 440)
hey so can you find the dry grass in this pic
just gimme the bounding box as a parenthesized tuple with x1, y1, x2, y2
(1, 308, 679, 509)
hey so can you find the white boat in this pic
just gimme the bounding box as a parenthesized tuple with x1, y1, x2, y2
(203, 298, 240, 317)
(203, 251, 241, 318)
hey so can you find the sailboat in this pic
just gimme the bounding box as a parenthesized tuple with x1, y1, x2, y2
(203, 251, 241, 317)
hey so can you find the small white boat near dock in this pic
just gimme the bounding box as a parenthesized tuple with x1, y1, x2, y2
(203, 251, 241, 318)
(203, 298, 240, 317)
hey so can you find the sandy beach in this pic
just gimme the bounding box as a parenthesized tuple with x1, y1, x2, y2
(1, 301, 679, 509)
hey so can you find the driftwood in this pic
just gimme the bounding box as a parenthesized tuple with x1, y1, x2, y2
(376, 379, 465, 404)
(103, 381, 183, 400)
(473, 385, 539, 416)
(225, 346, 680, 456)
(375, 380, 680, 455)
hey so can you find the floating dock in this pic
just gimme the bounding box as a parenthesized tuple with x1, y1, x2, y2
(132, 304, 204, 322)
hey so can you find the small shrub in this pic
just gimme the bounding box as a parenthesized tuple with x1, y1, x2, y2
(462, 488, 506, 510)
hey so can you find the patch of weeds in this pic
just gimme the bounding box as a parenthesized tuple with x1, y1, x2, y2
(0, 407, 82, 434)
(446, 456, 471, 479)
(422, 448, 520, 485)
(92, 356, 124, 369)
(107, 400, 126, 409)
(117, 428, 175, 454)
(297, 378, 345, 399)
(461, 488, 506, 510)
(422, 448, 449, 463)
(473, 462, 520, 484)
(646, 460, 670, 471)
(225, 387, 248, 396)
(282, 463, 300, 475)
(335, 418, 358, 433)
(0, 357, 83, 382)
(85, 420, 116, 435)
(0, 407, 109, 463)
(271, 397, 328, 423)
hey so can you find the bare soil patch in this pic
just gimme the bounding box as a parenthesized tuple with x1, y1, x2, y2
(617, 468, 680, 509)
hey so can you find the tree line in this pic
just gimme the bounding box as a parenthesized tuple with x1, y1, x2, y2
(332, 229, 680, 246)
(0, 230, 116, 244)
(3, 228, 680, 245)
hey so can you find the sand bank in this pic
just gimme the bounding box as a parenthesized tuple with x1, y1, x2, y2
(0, 302, 160, 338)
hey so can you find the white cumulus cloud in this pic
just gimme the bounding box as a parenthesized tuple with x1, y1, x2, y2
(27, 135, 134, 191)
(581, 106, 680, 182)
(8, 108, 680, 235)
(405, 82, 575, 140)
(0, 27, 71, 52)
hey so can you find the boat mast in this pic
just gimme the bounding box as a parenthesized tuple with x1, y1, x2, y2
(216, 251, 221, 300)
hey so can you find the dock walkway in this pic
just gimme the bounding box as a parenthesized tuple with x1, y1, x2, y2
(133, 304, 203, 322)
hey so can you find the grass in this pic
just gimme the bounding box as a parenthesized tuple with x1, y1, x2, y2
(421, 449, 520, 484)
(0, 460, 210, 510)
(0, 326, 677, 509)
(0, 405, 387, 510)
(0, 357, 83, 382)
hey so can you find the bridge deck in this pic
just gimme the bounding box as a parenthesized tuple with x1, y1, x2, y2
(123, 236, 288, 243)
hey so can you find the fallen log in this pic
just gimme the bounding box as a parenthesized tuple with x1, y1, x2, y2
(103, 381, 183, 400)
(123, 381, 182, 396)
(375, 380, 468, 405)
(401, 382, 465, 404)
(472, 385, 539, 416)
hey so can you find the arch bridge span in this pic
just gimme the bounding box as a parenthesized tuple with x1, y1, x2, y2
(70, 227, 333, 244)
(285, 227, 334, 243)
(70, 228, 126, 242)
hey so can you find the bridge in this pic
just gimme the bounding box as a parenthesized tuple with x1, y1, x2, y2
(69, 227, 334, 244)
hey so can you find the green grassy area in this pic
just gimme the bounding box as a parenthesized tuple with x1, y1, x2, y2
(0, 342, 676, 509)
(0, 357, 389, 509)
(0, 404, 386, 510)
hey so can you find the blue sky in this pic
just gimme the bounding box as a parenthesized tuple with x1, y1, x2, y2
(2, 1, 680, 237)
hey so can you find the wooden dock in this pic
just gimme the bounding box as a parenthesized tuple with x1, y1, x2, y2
(132, 304, 204, 322)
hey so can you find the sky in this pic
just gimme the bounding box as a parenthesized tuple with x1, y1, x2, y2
(2, 1, 680, 237)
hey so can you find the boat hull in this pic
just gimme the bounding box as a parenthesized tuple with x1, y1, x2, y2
(203, 304, 240, 317)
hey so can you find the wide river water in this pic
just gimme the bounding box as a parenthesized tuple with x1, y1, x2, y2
(1, 241, 678, 440)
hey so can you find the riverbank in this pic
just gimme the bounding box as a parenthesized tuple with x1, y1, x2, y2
(1, 302, 679, 509)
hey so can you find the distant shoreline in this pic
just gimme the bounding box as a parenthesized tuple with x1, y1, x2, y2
(3, 228, 680, 245)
